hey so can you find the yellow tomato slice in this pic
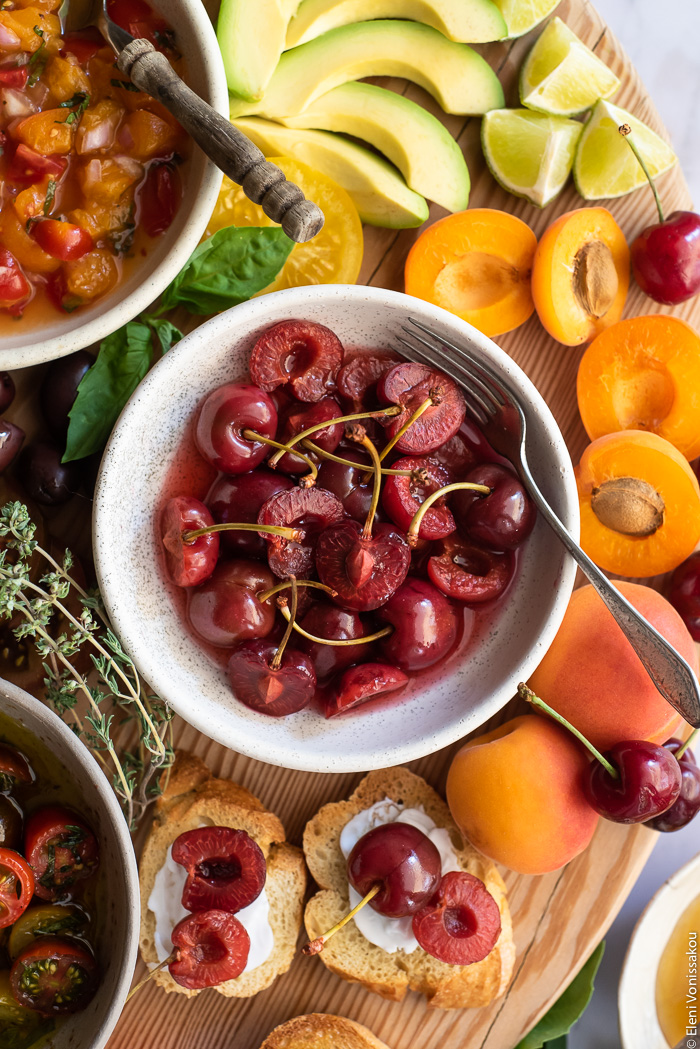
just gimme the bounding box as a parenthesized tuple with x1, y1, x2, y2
(206, 156, 363, 294)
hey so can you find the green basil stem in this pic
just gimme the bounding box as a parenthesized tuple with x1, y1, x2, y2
(518, 683, 620, 780)
(406, 481, 491, 547)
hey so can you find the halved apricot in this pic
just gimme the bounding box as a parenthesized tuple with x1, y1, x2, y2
(404, 208, 537, 338)
(576, 429, 700, 577)
(531, 207, 629, 346)
(577, 315, 700, 461)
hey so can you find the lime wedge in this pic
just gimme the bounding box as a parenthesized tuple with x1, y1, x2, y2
(481, 108, 582, 206)
(520, 17, 620, 116)
(573, 100, 677, 199)
(491, 0, 560, 38)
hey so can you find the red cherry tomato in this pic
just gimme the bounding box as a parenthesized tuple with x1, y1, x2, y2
(61, 29, 104, 63)
(138, 162, 182, 238)
(172, 826, 266, 913)
(0, 66, 28, 88)
(169, 910, 250, 990)
(6, 145, 67, 184)
(10, 937, 99, 1014)
(24, 807, 99, 901)
(0, 848, 34, 928)
(32, 220, 93, 262)
(0, 743, 33, 792)
(0, 250, 31, 312)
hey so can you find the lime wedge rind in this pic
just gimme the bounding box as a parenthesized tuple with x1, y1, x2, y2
(482, 108, 582, 207)
(491, 0, 561, 39)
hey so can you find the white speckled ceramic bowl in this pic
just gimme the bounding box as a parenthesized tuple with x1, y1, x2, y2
(0, 677, 139, 1048)
(0, 0, 227, 370)
(619, 851, 700, 1049)
(93, 285, 579, 772)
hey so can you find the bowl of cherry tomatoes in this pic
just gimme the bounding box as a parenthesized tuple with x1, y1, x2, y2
(0, 677, 139, 1047)
(0, 0, 227, 368)
(93, 284, 579, 772)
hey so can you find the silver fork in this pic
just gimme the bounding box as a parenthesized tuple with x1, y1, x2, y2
(396, 317, 700, 728)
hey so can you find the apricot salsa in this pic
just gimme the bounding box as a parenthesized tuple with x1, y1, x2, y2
(0, 0, 188, 323)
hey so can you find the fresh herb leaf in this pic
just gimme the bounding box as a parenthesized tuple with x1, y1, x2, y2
(27, 26, 47, 86)
(108, 220, 135, 256)
(515, 942, 605, 1049)
(146, 317, 183, 354)
(110, 77, 139, 92)
(43, 178, 56, 216)
(161, 226, 293, 314)
(59, 91, 90, 126)
(63, 322, 154, 462)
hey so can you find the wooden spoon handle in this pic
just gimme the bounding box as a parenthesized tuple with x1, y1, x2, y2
(117, 39, 324, 244)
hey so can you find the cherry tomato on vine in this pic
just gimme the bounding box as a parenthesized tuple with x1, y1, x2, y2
(10, 937, 99, 1014)
(25, 807, 99, 901)
(0, 848, 35, 928)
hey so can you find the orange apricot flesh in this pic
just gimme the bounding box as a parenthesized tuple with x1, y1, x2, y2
(577, 315, 700, 460)
(576, 429, 700, 577)
(446, 714, 599, 875)
(531, 207, 629, 346)
(404, 208, 537, 337)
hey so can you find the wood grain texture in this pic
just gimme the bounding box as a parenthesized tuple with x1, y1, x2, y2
(34, 0, 699, 1044)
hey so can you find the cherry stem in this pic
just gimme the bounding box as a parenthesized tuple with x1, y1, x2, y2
(675, 726, 700, 761)
(182, 522, 304, 544)
(270, 577, 298, 671)
(242, 429, 318, 488)
(126, 952, 176, 1002)
(301, 439, 416, 477)
(518, 683, 620, 780)
(346, 427, 382, 539)
(406, 481, 491, 547)
(277, 603, 392, 646)
(257, 579, 337, 604)
(374, 396, 435, 469)
(619, 123, 665, 224)
(302, 883, 381, 955)
(266, 407, 401, 471)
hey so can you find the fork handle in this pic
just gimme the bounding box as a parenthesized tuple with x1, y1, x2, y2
(116, 39, 324, 244)
(523, 470, 700, 727)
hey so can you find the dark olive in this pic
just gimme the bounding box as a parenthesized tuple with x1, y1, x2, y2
(0, 374, 15, 415)
(0, 422, 24, 474)
(39, 351, 94, 441)
(18, 442, 83, 506)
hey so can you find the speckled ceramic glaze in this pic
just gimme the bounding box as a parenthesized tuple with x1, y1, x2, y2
(0, 678, 139, 1048)
(94, 285, 579, 773)
(618, 850, 700, 1049)
(0, 0, 228, 370)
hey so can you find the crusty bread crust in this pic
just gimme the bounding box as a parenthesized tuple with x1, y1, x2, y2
(139, 751, 306, 998)
(259, 1013, 392, 1049)
(303, 767, 515, 1009)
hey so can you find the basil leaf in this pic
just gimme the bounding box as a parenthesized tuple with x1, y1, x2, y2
(63, 322, 153, 462)
(515, 942, 605, 1049)
(161, 226, 293, 314)
(146, 317, 183, 354)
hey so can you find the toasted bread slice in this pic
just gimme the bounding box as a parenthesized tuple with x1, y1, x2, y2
(303, 767, 515, 1009)
(260, 1013, 392, 1048)
(139, 751, 306, 998)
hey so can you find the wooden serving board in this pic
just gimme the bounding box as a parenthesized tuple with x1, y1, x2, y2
(11, 0, 699, 1046)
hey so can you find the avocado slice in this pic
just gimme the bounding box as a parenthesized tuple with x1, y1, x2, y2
(279, 82, 470, 213)
(217, 0, 299, 101)
(229, 20, 505, 119)
(232, 117, 430, 228)
(286, 0, 507, 47)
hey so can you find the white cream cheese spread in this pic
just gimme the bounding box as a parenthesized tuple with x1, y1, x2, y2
(338, 797, 461, 954)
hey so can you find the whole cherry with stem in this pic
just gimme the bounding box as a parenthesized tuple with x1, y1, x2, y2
(648, 729, 700, 832)
(519, 684, 682, 824)
(620, 124, 700, 305)
(406, 480, 492, 548)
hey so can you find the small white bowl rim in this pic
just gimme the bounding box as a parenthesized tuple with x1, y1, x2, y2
(0, 0, 228, 369)
(0, 677, 139, 1048)
(619, 849, 700, 1049)
(93, 284, 579, 772)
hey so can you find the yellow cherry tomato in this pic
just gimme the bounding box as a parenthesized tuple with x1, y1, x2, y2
(206, 156, 364, 293)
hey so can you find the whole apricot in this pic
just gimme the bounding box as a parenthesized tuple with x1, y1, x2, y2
(446, 714, 599, 876)
(528, 582, 692, 751)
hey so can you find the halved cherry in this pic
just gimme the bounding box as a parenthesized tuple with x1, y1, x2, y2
(378, 577, 460, 671)
(0, 848, 34, 928)
(298, 603, 372, 684)
(454, 464, 536, 552)
(169, 910, 249, 990)
(227, 638, 316, 717)
(258, 486, 344, 579)
(276, 396, 344, 474)
(430, 418, 501, 478)
(316, 520, 411, 612)
(207, 470, 294, 559)
(248, 320, 344, 402)
(428, 535, 513, 603)
(186, 560, 275, 648)
(24, 807, 99, 901)
(325, 662, 409, 718)
(377, 362, 466, 455)
(10, 937, 99, 1014)
(337, 352, 401, 411)
(172, 826, 266, 913)
(382, 456, 455, 540)
(161, 496, 219, 587)
(412, 871, 502, 966)
(194, 383, 278, 474)
(0, 744, 33, 793)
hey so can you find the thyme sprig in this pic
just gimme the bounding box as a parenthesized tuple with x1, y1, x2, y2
(0, 501, 173, 829)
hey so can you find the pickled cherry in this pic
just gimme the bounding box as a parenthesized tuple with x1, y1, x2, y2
(382, 457, 455, 540)
(161, 496, 219, 587)
(412, 871, 502, 965)
(249, 320, 343, 402)
(378, 362, 466, 454)
(195, 383, 277, 474)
